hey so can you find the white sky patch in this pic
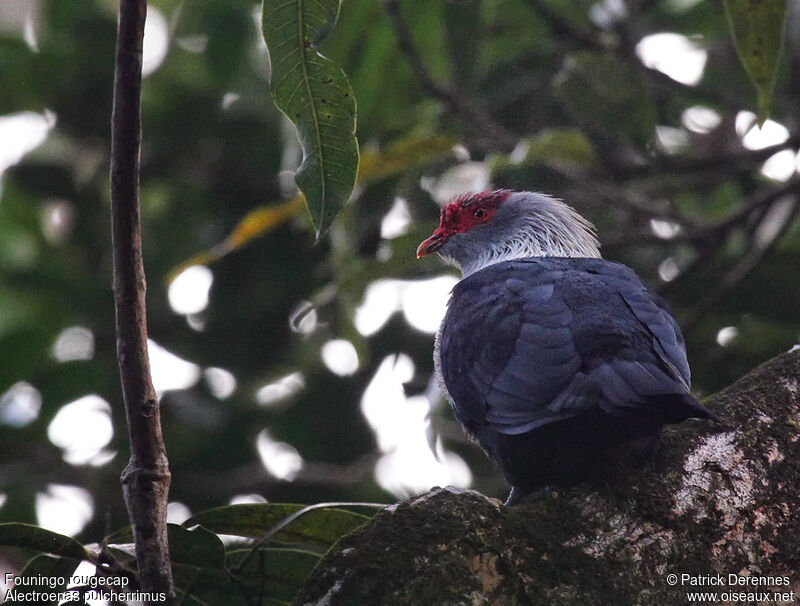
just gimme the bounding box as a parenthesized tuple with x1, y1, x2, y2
(422, 162, 490, 204)
(664, 0, 703, 11)
(716, 326, 738, 347)
(658, 257, 680, 282)
(40, 199, 77, 245)
(167, 501, 192, 524)
(0, 381, 42, 427)
(142, 6, 169, 77)
(256, 371, 305, 406)
(256, 429, 304, 480)
(230, 493, 267, 505)
(321, 339, 359, 376)
(0, 110, 55, 176)
(52, 326, 94, 362)
(361, 355, 471, 497)
(761, 150, 797, 182)
(656, 126, 689, 154)
(48, 395, 114, 466)
(67, 561, 108, 606)
(35, 484, 93, 536)
(649, 218, 682, 240)
(204, 367, 237, 399)
(636, 33, 707, 86)
(589, 0, 627, 29)
(168, 265, 213, 315)
(736, 111, 790, 150)
(148, 339, 202, 395)
(354, 279, 404, 336)
(755, 197, 796, 248)
(222, 92, 241, 110)
(402, 275, 458, 333)
(355, 275, 457, 336)
(682, 105, 721, 134)
(381, 197, 411, 239)
(176, 34, 208, 54)
(289, 300, 318, 334)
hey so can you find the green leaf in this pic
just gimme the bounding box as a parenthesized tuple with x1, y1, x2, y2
(262, 0, 359, 239)
(167, 134, 456, 276)
(184, 503, 370, 551)
(0, 523, 91, 560)
(167, 524, 227, 568)
(6, 555, 82, 606)
(724, 0, 788, 124)
(105, 525, 226, 569)
(227, 547, 320, 602)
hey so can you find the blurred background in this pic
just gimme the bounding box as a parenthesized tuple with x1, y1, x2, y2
(1, 0, 799, 579)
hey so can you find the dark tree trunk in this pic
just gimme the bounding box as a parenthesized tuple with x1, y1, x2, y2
(295, 348, 800, 605)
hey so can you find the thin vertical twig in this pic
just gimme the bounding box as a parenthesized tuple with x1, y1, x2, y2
(110, 0, 174, 601)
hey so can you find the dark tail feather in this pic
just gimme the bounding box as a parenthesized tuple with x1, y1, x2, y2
(660, 393, 722, 425)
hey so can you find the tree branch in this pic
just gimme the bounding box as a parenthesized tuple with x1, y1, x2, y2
(295, 347, 800, 603)
(382, 0, 517, 151)
(110, 0, 174, 600)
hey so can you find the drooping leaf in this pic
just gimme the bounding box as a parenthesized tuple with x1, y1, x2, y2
(183, 503, 371, 551)
(6, 555, 82, 606)
(167, 135, 457, 279)
(723, 0, 788, 123)
(0, 522, 91, 560)
(262, 0, 359, 238)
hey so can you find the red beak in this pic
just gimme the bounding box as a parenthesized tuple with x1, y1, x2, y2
(417, 229, 447, 258)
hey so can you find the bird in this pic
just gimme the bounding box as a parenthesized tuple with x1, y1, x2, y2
(417, 189, 716, 505)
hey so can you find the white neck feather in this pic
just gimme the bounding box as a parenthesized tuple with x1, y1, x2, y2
(439, 192, 601, 277)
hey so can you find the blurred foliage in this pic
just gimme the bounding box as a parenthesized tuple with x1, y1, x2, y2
(1, 0, 800, 601)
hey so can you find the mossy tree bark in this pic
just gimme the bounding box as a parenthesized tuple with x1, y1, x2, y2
(295, 348, 800, 605)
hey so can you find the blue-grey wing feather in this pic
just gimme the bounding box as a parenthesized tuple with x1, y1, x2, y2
(439, 258, 700, 437)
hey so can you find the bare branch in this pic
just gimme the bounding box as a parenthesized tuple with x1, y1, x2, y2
(382, 0, 517, 151)
(110, 0, 174, 600)
(617, 135, 800, 179)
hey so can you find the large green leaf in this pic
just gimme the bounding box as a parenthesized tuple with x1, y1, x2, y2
(262, 0, 359, 238)
(227, 547, 320, 602)
(724, 0, 788, 123)
(183, 503, 371, 551)
(0, 523, 91, 560)
(167, 524, 227, 568)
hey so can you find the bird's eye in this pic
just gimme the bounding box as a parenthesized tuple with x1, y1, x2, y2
(473, 208, 486, 219)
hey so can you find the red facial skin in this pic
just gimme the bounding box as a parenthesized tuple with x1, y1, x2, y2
(417, 190, 512, 258)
